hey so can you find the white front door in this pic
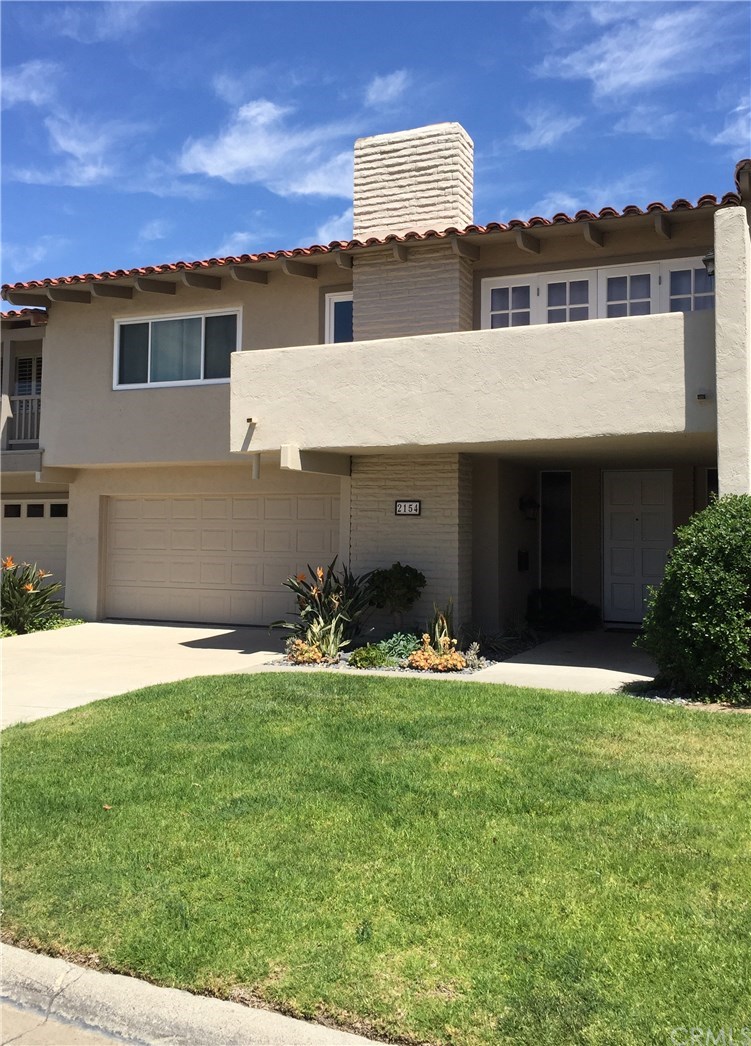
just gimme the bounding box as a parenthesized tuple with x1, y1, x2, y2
(603, 470, 673, 624)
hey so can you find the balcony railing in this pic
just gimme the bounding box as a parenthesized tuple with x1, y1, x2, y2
(7, 396, 41, 445)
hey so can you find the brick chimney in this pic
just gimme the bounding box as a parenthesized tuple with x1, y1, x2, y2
(353, 123, 474, 241)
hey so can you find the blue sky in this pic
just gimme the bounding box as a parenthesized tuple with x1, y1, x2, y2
(2, 0, 749, 285)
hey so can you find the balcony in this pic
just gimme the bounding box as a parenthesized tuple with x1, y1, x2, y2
(230, 310, 716, 457)
(7, 395, 41, 446)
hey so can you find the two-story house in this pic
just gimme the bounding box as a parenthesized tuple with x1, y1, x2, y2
(2, 123, 750, 634)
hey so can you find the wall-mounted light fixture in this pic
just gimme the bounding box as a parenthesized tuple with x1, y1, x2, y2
(702, 249, 715, 278)
(519, 495, 540, 522)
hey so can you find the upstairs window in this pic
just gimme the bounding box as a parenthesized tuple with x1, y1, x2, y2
(482, 258, 711, 329)
(115, 311, 239, 388)
(325, 292, 354, 343)
(669, 266, 715, 312)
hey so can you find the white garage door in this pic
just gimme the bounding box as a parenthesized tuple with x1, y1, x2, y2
(105, 493, 341, 626)
(1, 499, 69, 590)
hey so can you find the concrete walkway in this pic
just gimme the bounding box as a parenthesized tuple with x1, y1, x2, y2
(472, 629, 656, 693)
(2, 621, 285, 728)
(2, 622, 657, 729)
(1, 944, 376, 1045)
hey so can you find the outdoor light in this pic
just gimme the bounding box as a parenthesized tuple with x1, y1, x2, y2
(518, 496, 540, 522)
(702, 249, 715, 278)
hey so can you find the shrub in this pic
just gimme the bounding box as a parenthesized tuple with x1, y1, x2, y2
(462, 641, 484, 671)
(425, 600, 456, 651)
(377, 631, 420, 660)
(639, 494, 751, 705)
(272, 558, 374, 660)
(369, 562, 426, 625)
(1, 557, 67, 635)
(285, 637, 324, 665)
(349, 644, 395, 669)
(407, 633, 466, 672)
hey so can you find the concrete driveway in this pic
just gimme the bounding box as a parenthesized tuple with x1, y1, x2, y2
(2, 621, 285, 728)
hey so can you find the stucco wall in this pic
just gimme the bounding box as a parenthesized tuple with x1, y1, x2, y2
(715, 206, 751, 494)
(64, 462, 343, 621)
(349, 453, 471, 631)
(231, 310, 716, 454)
(40, 268, 344, 468)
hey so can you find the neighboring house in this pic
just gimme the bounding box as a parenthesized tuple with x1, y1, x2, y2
(1, 308, 70, 589)
(2, 123, 750, 632)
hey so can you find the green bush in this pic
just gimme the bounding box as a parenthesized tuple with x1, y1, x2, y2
(1, 557, 67, 635)
(369, 562, 426, 621)
(349, 644, 395, 669)
(377, 631, 420, 660)
(639, 495, 751, 705)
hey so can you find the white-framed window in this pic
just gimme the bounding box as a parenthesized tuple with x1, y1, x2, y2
(113, 309, 241, 389)
(482, 269, 595, 327)
(598, 264, 659, 318)
(481, 258, 711, 329)
(668, 264, 715, 313)
(324, 292, 354, 343)
(14, 355, 43, 396)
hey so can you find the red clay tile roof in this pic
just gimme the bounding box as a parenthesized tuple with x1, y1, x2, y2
(1, 308, 48, 322)
(2, 190, 743, 295)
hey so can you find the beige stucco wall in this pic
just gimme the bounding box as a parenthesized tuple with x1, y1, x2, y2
(715, 206, 751, 494)
(349, 453, 472, 631)
(64, 462, 343, 621)
(40, 267, 347, 468)
(231, 310, 716, 455)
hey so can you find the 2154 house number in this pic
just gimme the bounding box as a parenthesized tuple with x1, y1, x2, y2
(395, 500, 421, 516)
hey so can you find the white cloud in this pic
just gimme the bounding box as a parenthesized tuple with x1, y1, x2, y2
(711, 103, 751, 150)
(212, 70, 267, 106)
(539, 4, 732, 98)
(522, 168, 656, 218)
(179, 99, 354, 198)
(48, 2, 149, 43)
(214, 231, 256, 257)
(2, 235, 68, 276)
(613, 106, 681, 139)
(364, 70, 410, 108)
(11, 113, 147, 187)
(315, 206, 354, 244)
(2, 60, 61, 109)
(511, 105, 584, 151)
(137, 219, 170, 243)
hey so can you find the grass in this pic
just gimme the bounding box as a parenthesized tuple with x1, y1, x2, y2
(2, 674, 750, 1046)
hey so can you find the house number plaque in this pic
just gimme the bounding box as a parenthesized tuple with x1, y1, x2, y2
(395, 500, 421, 516)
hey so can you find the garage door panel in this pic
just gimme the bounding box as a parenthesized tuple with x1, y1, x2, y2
(231, 528, 260, 552)
(170, 527, 198, 550)
(264, 498, 295, 520)
(201, 498, 230, 520)
(2, 503, 69, 591)
(263, 529, 294, 553)
(141, 527, 169, 550)
(201, 528, 229, 552)
(106, 494, 339, 625)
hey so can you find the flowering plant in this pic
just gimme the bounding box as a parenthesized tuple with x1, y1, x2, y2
(272, 557, 374, 660)
(1, 556, 67, 635)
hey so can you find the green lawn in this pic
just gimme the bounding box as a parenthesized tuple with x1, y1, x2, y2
(2, 674, 750, 1046)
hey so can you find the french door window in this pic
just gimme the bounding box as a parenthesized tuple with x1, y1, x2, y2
(669, 266, 715, 312)
(482, 258, 709, 329)
(490, 284, 531, 327)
